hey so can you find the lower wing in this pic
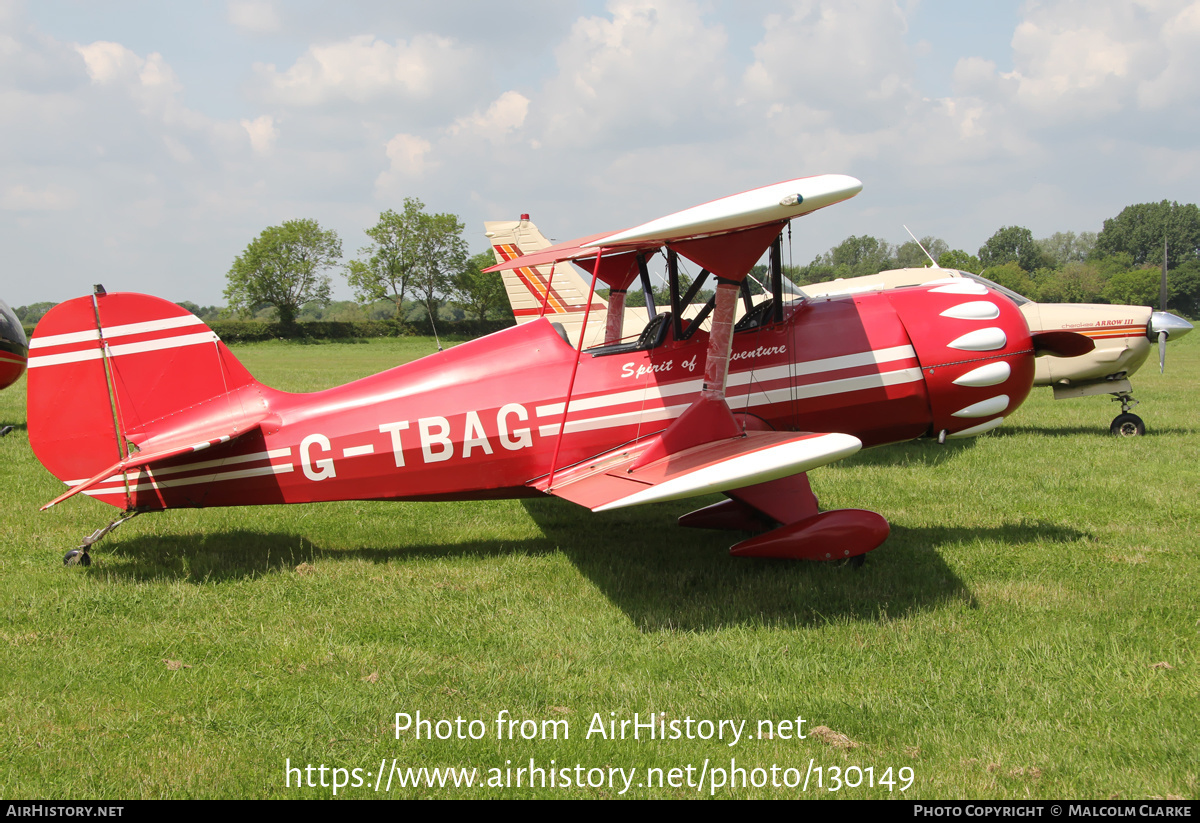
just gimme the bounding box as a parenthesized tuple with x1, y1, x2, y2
(532, 430, 861, 512)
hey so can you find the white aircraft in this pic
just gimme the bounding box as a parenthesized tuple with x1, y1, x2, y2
(802, 268, 1193, 436)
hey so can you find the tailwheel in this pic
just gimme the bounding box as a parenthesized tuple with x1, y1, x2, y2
(1110, 412, 1145, 437)
(63, 550, 91, 567)
(832, 554, 867, 569)
(61, 510, 142, 567)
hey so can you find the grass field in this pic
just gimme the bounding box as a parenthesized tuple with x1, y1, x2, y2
(1, 333, 1196, 799)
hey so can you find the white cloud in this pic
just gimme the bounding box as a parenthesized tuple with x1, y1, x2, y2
(0, 183, 79, 211)
(75, 41, 182, 99)
(241, 114, 279, 154)
(1004, 12, 1144, 116)
(251, 34, 474, 106)
(75, 40, 146, 85)
(386, 133, 432, 173)
(741, 0, 913, 122)
(536, 0, 730, 149)
(1137, 1, 1200, 112)
(448, 91, 530, 142)
(5, 0, 1200, 309)
(374, 133, 434, 198)
(227, 0, 281, 34)
(948, 0, 1200, 126)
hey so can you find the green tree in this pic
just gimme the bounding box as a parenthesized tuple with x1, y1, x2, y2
(1102, 267, 1160, 307)
(1168, 262, 1200, 315)
(1090, 251, 1136, 280)
(344, 199, 426, 318)
(827, 235, 895, 276)
(936, 249, 982, 273)
(176, 302, 221, 322)
(225, 219, 342, 327)
(1099, 260, 1200, 312)
(1034, 261, 1106, 304)
(791, 258, 836, 285)
(15, 302, 57, 325)
(1094, 200, 1200, 268)
(450, 252, 509, 322)
(1037, 231, 1096, 267)
(980, 262, 1039, 300)
(412, 211, 469, 322)
(895, 236, 948, 268)
(979, 225, 1050, 272)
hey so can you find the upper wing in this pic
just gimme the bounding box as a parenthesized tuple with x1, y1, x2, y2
(485, 174, 862, 274)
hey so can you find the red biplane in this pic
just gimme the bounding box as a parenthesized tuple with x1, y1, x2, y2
(28, 176, 1066, 566)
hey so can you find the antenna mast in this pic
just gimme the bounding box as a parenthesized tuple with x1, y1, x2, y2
(904, 226, 940, 268)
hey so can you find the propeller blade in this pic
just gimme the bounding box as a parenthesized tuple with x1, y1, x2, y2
(1161, 237, 1168, 311)
(1159, 330, 1167, 374)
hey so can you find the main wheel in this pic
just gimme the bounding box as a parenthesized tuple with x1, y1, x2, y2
(1110, 412, 1145, 437)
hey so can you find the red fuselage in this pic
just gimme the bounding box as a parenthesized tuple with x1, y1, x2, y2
(29, 284, 1034, 513)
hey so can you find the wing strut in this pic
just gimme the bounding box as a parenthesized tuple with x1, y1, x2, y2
(545, 247, 603, 491)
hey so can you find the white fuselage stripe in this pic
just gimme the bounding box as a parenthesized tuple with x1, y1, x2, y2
(539, 403, 693, 437)
(81, 462, 294, 496)
(66, 448, 293, 487)
(539, 366, 926, 437)
(738, 368, 925, 407)
(536, 380, 702, 418)
(534, 346, 917, 419)
(728, 345, 916, 386)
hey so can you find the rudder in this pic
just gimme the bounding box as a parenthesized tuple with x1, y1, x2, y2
(28, 292, 264, 507)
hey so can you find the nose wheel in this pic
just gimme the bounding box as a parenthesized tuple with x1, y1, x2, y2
(1110, 392, 1145, 437)
(1110, 412, 1145, 437)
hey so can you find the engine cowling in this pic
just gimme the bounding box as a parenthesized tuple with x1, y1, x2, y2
(884, 280, 1036, 439)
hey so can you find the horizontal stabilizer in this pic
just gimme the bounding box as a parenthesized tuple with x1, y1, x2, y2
(534, 431, 861, 512)
(41, 406, 274, 510)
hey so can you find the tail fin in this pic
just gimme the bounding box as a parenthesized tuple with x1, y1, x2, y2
(28, 292, 271, 510)
(484, 217, 609, 343)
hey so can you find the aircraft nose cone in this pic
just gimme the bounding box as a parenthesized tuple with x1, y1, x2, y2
(1150, 311, 1194, 341)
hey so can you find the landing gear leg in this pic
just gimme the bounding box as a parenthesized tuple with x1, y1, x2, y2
(62, 510, 141, 567)
(1110, 393, 1145, 437)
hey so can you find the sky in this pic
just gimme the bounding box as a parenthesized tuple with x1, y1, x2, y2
(3, 0, 1199, 308)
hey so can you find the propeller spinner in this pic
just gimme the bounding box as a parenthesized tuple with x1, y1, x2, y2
(1150, 311, 1194, 373)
